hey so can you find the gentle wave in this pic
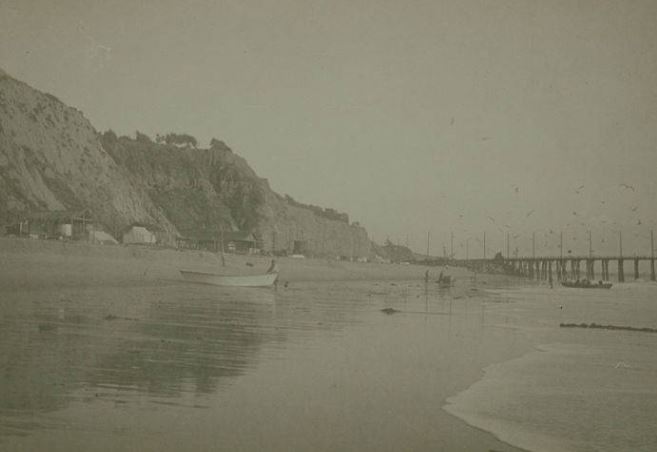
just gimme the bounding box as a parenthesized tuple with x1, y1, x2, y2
(444, 345, 581, 452)
(444, 342, 657, 452)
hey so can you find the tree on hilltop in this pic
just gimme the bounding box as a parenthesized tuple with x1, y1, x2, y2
(156, 132, 198, 148)
(102, 129, 118, 142)
(135, 130, 152, 143)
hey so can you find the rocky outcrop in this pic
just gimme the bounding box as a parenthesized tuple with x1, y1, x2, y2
(0, 69, 371, 257)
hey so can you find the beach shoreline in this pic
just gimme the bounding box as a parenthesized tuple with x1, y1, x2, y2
(0, 235, 535, 452)
(0, 236, 469, 289)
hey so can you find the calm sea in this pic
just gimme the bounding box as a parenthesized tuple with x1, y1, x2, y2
(1, 274, 655, 451)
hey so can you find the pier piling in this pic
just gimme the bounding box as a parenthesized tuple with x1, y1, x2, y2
(634, 259, 639, 280)
(618, 259, 625, 283)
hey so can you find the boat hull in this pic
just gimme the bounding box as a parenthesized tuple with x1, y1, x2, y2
(180, 270, 278, 287)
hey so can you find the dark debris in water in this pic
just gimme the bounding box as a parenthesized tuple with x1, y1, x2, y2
(103, 314, 139, 321)
(560, 323, 657, 333)
(380, 308, 401, 315)
(38, 323, 57, 332)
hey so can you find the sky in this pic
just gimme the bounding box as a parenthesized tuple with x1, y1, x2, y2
(1, 0, 657, 257)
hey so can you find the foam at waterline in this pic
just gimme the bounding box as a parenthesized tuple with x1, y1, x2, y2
(443, 344, 596, 452)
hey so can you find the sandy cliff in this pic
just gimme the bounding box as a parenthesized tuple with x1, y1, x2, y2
(0, 70, 176, 235)
(0, 70, 370, 257)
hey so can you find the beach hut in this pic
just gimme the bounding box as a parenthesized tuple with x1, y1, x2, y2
(225, 231, 258, 254)
(90, 230, 119, 245)
(9, 209, 94, 239)
(293, 240, 308, 256)
(58, 223, 73, 237)
(175, 234, 219, 251)
(122, 224, 157, 245)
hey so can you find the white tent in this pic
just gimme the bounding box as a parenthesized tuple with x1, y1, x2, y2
(90, 230, 118, 245)
(122, 226, 157, 244)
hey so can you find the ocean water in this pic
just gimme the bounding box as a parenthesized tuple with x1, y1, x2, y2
(0, 276, 524, 452)
(445, 282, 657, 452)
(1, 275, 655, 451)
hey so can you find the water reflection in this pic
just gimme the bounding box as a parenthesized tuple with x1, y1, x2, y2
(0, 284, 278, 437)
(90, 292, 277, 398)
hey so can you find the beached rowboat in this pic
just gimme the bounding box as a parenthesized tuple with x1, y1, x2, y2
(180, 270, 278, 287)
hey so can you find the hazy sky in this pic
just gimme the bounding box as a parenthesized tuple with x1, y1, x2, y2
(2, 0, 656, 257)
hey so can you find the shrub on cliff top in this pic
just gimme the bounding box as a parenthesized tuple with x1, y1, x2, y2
(135, 130, 153, 143)
(155, 132, 198, 148)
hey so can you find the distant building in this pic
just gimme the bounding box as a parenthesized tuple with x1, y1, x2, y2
(292, 240, 308, 255)
(5, 210, 96, 240)
(122, 224, 158, 245)
(175, 236, 217, 251)
(89, 230, 119, 245)
(224, 231, 258, 254)
(174, 230, 259, 253)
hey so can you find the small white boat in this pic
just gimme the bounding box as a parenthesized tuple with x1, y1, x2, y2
(180, 270, 278, 287)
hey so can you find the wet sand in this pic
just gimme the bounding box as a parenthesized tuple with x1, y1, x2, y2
(0, 237, 525, 451)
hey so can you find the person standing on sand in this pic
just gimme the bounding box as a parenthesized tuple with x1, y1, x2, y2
(266, 259, 278, 274)
(266, 259, 279, 290)
(425, 269, 430, 284)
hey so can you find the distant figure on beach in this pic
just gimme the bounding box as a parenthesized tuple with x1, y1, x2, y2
(267, 259, 279, 289)
(266, 259, 278, 274)
(425, 270, 430, 283)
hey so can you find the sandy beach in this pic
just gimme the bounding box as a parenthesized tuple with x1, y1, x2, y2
(0, 237, 467, 289)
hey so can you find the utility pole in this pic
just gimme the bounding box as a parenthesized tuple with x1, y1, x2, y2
(619, 230, 623, 258)
(532, 231, 536, 259)
(506, 232, 510, 259)
(559, 230, 563, 280)
(450, 231, 454, 259)
(426, 231, 430, 259)
(483, 232, 486, 259)
(588, 230, 592, 258)
(651, 230, 655, 281)
(219, 228, 226, 266)
(466, 238, 469, 260)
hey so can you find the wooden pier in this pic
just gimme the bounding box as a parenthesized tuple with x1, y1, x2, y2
(455, 255, 656, 283)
